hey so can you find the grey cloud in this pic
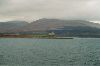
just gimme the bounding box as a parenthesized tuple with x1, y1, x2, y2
(0, 0, 100, 22)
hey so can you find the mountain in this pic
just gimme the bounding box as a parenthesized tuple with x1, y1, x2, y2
(18, 18, 100, 37)
(0, 21, 28, 33)
(0, 18, 100, 37)
(19, 19, 84, 31)
(19, 18, 100, 31)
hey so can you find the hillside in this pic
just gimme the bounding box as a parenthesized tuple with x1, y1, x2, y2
(0, 19, 100, 37)
(19, 19, 84, 30)
(19, 18, 100, 31)
(18, 18, 100, 37)
(0, 21, 28, 33)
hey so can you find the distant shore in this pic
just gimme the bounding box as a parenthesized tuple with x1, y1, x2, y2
(0, 34, 100, 39)
(0, 35, 74, 39)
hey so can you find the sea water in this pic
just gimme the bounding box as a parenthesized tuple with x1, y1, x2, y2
(0, 38, 100, 66)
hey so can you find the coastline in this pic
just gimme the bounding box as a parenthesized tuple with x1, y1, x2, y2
(1, 34, 100, 39)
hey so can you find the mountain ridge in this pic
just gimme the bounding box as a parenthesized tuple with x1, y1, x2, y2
(0, 18, 100, 37)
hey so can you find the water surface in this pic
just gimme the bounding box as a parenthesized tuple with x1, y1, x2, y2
(0, 38, 100, 66)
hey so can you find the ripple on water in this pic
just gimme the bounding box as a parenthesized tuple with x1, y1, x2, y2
(0, 38, 100, 66)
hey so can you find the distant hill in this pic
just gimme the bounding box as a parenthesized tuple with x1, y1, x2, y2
(19, 18, 100, 31)
(0, 18, 100, 37)
(0, 21, 28, 33)
(15, 18, 100, 37)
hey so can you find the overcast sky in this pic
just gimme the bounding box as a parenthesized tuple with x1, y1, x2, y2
(0, 0, 100, 22)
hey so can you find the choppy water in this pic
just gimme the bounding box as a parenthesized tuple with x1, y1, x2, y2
(0, 38, 100, 66)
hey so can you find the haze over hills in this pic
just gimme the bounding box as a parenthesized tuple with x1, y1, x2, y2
(0, 18, 100, 37)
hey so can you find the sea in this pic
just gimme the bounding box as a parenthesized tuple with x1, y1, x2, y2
(0, 38, 100, 66)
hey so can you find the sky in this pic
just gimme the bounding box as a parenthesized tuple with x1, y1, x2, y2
(0, 0, 100, 22)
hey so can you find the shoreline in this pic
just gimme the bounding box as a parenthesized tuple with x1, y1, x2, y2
(0, 36, 100, 39)
(0, 34, 100, 39)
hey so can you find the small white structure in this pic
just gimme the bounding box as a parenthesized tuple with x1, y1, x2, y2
(48, 32, 55, 37)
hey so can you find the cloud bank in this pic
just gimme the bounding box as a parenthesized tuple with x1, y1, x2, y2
(0, 0, 100, 22)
